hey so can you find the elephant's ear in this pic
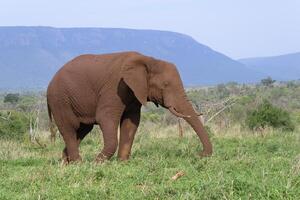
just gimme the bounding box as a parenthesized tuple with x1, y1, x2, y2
(121, 59, 148, 106)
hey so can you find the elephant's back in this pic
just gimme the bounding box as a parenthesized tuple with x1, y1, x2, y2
(47, 51, 140, 97)
(49, 54, 114, 90)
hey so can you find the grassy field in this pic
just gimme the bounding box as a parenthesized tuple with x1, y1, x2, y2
(0, 125, 299, 199)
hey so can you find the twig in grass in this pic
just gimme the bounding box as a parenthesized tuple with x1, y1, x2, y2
(0, 116, 8, 120)
(171, 171, 185, 180)
(34, 137, 47, 148)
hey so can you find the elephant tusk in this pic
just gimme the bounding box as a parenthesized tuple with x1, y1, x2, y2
(168, 107, 191, 118)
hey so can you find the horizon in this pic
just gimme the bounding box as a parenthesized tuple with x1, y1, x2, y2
(1, 0, 300, 59)
(1, 25, 300, 59)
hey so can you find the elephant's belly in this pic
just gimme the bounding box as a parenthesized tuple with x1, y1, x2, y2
(71, 103, 97, 124)
(68, 91, 98, 124)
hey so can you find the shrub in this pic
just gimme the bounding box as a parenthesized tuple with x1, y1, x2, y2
(0, 111, 29, 140)
(3, 93, 20, 104)
(17, 95, 38, 112)
(261, 77, 276, 87)
(245, 100, 294, 131)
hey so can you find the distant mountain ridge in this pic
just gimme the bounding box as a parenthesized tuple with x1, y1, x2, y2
(239, 52, 300, 81)
(0, 26, 264, 89)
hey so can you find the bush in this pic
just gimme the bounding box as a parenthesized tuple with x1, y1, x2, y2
(0, 111, 29, 140)
(3, 93, 20, 104)
(17, 95, 38, 112)
(261, 77, 276, 87)
(245, 100, 294, 131)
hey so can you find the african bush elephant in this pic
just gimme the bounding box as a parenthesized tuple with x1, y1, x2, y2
(47, 51, 212, 163)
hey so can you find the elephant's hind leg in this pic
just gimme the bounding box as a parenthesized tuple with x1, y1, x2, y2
(49, 98, 83, 163)
(62, 123, 93, 163)
(60, 125, 81, 163)
(94, 107, 122, 163)
(95, 120, 119, 163)
(61, 124, 93, 163)
(54, 117, 81, 163)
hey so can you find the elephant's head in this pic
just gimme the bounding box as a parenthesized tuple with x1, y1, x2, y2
(121, 52, 212, 157)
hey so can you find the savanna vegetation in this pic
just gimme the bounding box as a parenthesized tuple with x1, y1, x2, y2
(0, 79, 299, 199)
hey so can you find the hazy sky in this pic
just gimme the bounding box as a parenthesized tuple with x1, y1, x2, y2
(1, 0, 300, 59)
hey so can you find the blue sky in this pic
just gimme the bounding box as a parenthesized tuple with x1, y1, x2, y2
(1, 0, 299, 59)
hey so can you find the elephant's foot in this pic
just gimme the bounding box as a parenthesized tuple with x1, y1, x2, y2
(117, 150, 131, 161)
(95, 151, 117, 163)
(62, 148, 69, 164)
(62, 148, 82, 164)
(95, 152, 109, 164)
(199, 150, 213, 158)
(118, 156, 130, 161)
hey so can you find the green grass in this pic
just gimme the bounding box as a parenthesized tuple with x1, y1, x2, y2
(0, 127, 299, 199)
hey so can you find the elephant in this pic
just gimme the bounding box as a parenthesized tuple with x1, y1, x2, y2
(47, 51, 212, 163)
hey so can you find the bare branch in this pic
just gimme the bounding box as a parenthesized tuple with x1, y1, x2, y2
(0, 116, 8, 120)
(206, 102, 237, 123)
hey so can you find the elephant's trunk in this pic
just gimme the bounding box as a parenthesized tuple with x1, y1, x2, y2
(174, 100, 213, 157)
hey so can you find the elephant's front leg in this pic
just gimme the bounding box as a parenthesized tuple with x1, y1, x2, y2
(118, 103, 141, 161)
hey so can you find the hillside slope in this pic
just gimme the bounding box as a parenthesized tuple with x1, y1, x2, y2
(239, 52, 300, 81)
(0, 26, 264, 89)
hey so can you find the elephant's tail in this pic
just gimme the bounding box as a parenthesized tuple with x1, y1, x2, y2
(47, 103, 52, 122)
(47, 102, 57, 143)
